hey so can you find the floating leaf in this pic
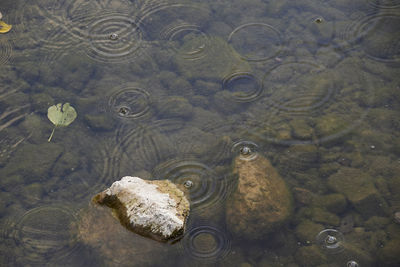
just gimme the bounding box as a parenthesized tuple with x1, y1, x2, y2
(47, 103, 77, 142)
(0, 21, 12, 34)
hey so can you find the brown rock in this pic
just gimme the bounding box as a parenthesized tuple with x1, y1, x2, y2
(293, 187, 314, 205)
(77, 204, 171, 266)
(226, 155, 293, 239)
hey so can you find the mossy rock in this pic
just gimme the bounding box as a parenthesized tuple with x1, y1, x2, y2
(319, 163, 341, 178)
(328, 167, 389, 218)
(213, 90, 247, 114)
(30, 93, 54, 114)
(378, 238, 400, 267)
(289, 119, 314, 140)
(18, 182, 44, 207)
(315, 114, 348, 139)
(156, 96, 194, 119)
(309, 207, 341, 226)
(0, 143, 64, 182)
(0, 174, 23, 192)
(226, 154, 293, 240)
(194, 80, 220, 96)
(295, 245, 327, 266)
(313, 193, 347, 214)
(364, 216, 391, 231)
(175, 36, 251, 81)
(19, 113, 51, 144)
(84, 114, 116, 132)
(52, 151, 80, 177)
(295, 220, 324, 244)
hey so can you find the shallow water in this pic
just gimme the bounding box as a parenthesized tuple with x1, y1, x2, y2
(1, 0, 400, 266)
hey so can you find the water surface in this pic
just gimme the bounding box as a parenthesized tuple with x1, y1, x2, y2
(1, 0, 400, 266)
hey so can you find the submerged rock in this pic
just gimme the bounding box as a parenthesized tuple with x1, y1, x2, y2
(226, 154, 292, 239)
(327, 167, 389, 218)
(77, 203, 172, 266)
(175, 36, 251, 81)
(93, 176, 190, 242)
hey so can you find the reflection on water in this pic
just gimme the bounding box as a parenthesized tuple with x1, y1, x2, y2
(1, 0, 400, 266)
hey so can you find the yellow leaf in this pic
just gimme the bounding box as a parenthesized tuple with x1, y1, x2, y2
(0, 21, 12, 34)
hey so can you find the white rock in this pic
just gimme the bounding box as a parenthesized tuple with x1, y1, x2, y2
(94, 176, 190, 241)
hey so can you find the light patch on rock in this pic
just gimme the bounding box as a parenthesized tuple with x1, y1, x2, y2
(94, 176, 190, 242)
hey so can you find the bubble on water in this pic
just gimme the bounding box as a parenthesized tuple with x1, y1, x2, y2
(108, 86, 151, 120)
(316, 229, 345, 254)
(152, 160, 229, 211)
(231, 140, 259, 161)
(109, 33, 119, 40)
(86, 12, 145, 63)
(240, 146, 251, 155)
(314, 17, 324, 24)
(347, 260, 359, 267)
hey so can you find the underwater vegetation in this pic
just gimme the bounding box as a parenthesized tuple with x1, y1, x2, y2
(0, 0, 400, 266)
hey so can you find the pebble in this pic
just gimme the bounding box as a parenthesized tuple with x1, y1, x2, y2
(394, 211, 400, 224)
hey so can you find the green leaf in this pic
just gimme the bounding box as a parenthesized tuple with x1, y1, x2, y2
(47, 103, 77, 142)
(48, 103, 77, 127)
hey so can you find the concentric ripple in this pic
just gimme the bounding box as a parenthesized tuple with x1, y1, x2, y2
(316, 229, 345, 254)
(138, 3, 211, 59)
(341, 13, 400, 62)
(262, 61, 330, 112)
(152, 160, 228, 211)
(181, 225, 231, 262)
(5, 205, 81, 264)
(108, 86, 152, 120)
(8, 2, 84, 62)
(231, 140, 259, 161)
(368, 0, 400, 9)
(86, 12, 144, 63)
(228, 23, 283, 61)
(239, 60, 374, 145)
(95, 123, 177, 182)
(0, 39, 12, 65)
(160, 23, 210, 60)
(222, 72, 263, 102)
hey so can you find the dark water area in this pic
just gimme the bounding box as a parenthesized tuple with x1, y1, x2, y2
(1, 0, 400, 266)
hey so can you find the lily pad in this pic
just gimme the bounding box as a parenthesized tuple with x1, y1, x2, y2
(0, 21, 12, 34)
(47, 103, 77, 142)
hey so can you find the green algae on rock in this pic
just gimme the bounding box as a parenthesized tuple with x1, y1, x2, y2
(226, 154, 292, 240)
